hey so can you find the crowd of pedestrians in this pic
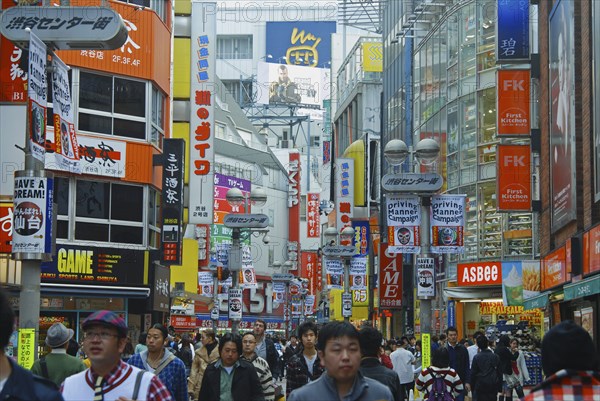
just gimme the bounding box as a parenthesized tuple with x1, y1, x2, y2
(0, 288, 599, 401)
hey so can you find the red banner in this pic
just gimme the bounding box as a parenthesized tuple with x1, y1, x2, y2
(379, 243, 402, 309)
(584, 224, 600, 275)
(0, 204, 12, 253)
(288, 152, 300, 272)
(497, 145, 531, 211)
(497, 69, 530, 136)
(542, 246, 567, 290)
(307, 193, 320, 238)
(301, 251, 319, 295)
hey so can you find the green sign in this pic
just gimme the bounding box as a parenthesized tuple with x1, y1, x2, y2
(523, 292, 548, 310)
(564, 275, 600, 301)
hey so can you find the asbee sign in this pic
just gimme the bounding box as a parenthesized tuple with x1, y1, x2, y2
(457, 262, 502, 286)
(0, 6, 128, 50)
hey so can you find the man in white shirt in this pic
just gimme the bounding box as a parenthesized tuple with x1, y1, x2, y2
(390, 340, 416, 401)
(468, 331, 484, 368)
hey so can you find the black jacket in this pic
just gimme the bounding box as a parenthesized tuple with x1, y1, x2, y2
(263, 337, 279, 374)
(283, 344, 300, 365)
(359, 357, 403, 401)
(286, 351, 325, 396)
(494, 345, 513, 375)
(0, 358, 63, 401)
(446, 343, 470, 383)
(470, 349, 502, 396)
(198, 359, 265, 401)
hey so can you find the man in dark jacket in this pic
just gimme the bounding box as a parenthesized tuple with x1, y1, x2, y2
(358, 326, 402, 401)
(0, 289, 64, 401)
(254, 319, 279, 374)
(286, 321, 325, 397)
(446, 326, 471, 401)
(198, 333, 264, 401)
(470, 335, 501, 401)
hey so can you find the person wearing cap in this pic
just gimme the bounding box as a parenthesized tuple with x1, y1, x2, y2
(523, 320, 600, 401)
(31, 322, 86, 387)
(128, 323, 187, 401)
(61, 310, 173, 401)
(0, 289, 63, 401)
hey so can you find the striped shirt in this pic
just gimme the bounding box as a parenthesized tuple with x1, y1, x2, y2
(416, 366, 464, 399)
(523, 369, 600, 401)
(242, 353, 275, 401)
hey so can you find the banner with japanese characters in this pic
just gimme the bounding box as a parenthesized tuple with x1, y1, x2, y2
(28, 31, 47, 163)
(228, 288, 243, 320)
(12, 174, 53, 258)
(325, 258, 344, 290)
(161, 139, 185, 264)
(198, 271, 214, 297)
(304, 295, 315, 315)
(51, 55, 80, 174)
(430, 195, 465, 254)
(387, 195, 421, 253)
(306, 193, 320, 238)
(336, 158, 354, 232)
(349, 257, 367, 290)
(417, 257, 436, 298)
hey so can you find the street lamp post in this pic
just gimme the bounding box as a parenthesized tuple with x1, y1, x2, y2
(322, 226, 356, 323)
(224, 187, 269, 335)
(383, 138, 441, 337)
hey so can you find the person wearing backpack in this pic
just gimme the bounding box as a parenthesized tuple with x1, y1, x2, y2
(416, 347, 464, 401)
(469, 335, 501, 401)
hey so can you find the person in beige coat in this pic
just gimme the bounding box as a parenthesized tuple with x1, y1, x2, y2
(188, 329, 219, 400)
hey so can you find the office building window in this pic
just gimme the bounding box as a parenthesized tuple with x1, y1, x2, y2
(217, 35, 253, 59)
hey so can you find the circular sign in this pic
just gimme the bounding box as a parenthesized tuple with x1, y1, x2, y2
(418, 269, 434, 288)
(14, 201, 43, 236)
(229, 299, 241, 313)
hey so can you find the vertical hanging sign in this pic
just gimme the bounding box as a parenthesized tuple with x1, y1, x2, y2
(51, 55, 80, 173)
(306, 193, 320, 238)
(497, 70, 531, 136)
(430, 195, 465, 254)
(336, 158, 354, 232)
(189, 1, 216, 224)
(28, 31, 47, 162)
(288, 151, 301, 272)
(161, 139, 185, 265)
(496, 0, 530, 62)
(386, 194, 421, 254)
(497, 145, 531, 211)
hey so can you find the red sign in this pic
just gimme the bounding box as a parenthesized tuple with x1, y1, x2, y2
(542, 245, 567, 290)
(457, 262, 502, 286)
(497, 145, 531, 211)
(584, 224, 600, 275)
(0, 204, 12, 253)
(497, 69, 530, 136)
(306, 193, 320, 238)
(170, 315, 196, 329)
(288, 152, 301, 272)
(301, 251, 319, 295)
(379, 243, 402, 309)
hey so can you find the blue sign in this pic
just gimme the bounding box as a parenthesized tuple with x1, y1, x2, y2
(266, 21, 336, 67)
(352, 220, 370, 256)
(496, 0, 530, 62)
(447, 300, 456, 328)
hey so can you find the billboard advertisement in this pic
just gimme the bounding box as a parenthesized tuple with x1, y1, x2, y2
(189, 1, 216, 224)
(549, 0, 576, 231)
(265, 21, 336, 67)
(497, 70, 530, 136)
(497, 145, 531, 211)
(256, 62, 329, 108)
(542, 245, 568, 290)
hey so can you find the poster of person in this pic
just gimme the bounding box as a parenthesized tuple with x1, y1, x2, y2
(349, 257, 367, 290)
(549, 0, 576, 230)
(198, 271, 213, 296)
(256, 62, 329, 108)
(325, 258, 344, 290)
(272, 281, 286, 303)
(28, 31, 47, 163)
(51, 55, 80, 173)
(240, 266, 257, 289)
(304, 295, 315, 315)
(430, 195, 465, 253)
(291, 297, 302, 316)
(387, 195, 421, 253)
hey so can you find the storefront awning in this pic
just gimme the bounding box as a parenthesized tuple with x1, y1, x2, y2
(563, 275, 600, 301)
(42, 283, 150, 298)
(523, 292, 550, 310)
(444, 286, 502, 299)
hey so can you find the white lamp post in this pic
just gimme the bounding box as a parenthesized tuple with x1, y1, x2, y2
(383, 137, 441, 337)
(224, 187, 269, 335)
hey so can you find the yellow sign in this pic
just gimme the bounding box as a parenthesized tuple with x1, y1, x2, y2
(362, 42, 383, 72)
(422, 333, 431, 369)
(18, 328, 35, 369)
(479, 302, 524, 315)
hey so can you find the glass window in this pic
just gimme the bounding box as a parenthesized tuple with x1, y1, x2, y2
(78, 71, 147, 141)
(76, 181, 110, 219)
(460, 4, 476, 94)
(151, 86, 165, 147)
(111, 184, 143, 222)
(478, 87, 497, 143)
(217, 35, 253, 59)
(479, 182, 501, 259)
(460, 94, 477, 185)
(55, 177, 70, 216)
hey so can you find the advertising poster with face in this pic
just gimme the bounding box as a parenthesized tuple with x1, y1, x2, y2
(198, 271, 213, 296)
(387, 195, 421, 253)
(291, 296, 302, 316)
(349, 257, 367, 290)
(28, 31, 47, 163)
(304, 295, 315, 315)
(272, 281, 286, 303)
(325, 258, 344, 290)
(240, 266, 257, 289)
(430, 195, 465, 253)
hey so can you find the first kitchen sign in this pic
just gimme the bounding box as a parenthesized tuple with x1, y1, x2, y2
(457, 261, 502, 286)
(12, 172, 53, 260)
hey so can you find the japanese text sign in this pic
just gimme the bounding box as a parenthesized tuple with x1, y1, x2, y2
(18, 328, 35, 369)
(161, 139, 185, 265)
(379, 243, 403, 309)
(0, 204, 13, 253)
(417, 258, 435, 298)
(28, 31, 47, 163)
(336, 158, 354, 233)
(496, 0, 530, 62)
(306, 193, 320, 238)
(542, 245, 567, 290)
